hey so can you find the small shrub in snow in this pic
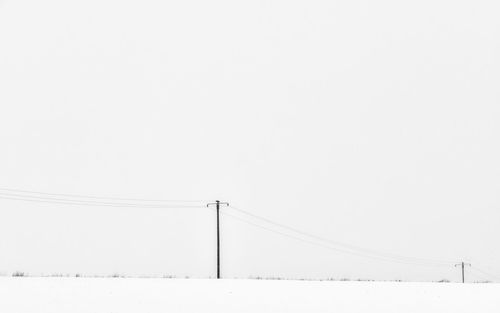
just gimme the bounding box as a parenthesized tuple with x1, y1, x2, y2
(12, 271, 25, 277)
(162, 275, 176, 279)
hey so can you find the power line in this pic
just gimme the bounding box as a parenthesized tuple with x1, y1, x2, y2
(0, 187, 207, 203)
(221, 210, 452, 267)
(227, 205, 457, 266)
(469, 268, 494, 282)
(0, 191, 205, 208)
(0, 188, 483, 275)
(228, 205, 455, 264)
(471, 266, 500, 281)
(0, 194, 205, 209)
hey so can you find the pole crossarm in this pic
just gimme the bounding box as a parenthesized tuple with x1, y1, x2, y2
(454, 263, 471, 267)
(207, 201, 229, 208)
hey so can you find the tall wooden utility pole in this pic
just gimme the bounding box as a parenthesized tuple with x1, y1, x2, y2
(207, 200, 229, 279)
(455, 262, 471, 283)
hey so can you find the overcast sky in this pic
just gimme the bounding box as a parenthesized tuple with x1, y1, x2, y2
(0, 0, 499, 282)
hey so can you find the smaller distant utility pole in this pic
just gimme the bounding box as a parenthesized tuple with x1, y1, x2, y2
(455, 262, 471, 283)
(207, 200, 229, 279)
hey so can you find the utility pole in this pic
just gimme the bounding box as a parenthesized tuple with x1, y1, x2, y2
(207, 200, 229, 279)
(455, 262, 471, 283)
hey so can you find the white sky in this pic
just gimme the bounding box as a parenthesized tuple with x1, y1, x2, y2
(0, 0, 499, 282)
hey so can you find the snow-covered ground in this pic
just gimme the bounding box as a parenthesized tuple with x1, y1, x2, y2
(0, 277, 498, 312)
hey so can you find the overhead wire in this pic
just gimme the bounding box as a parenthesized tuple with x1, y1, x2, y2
(469, 268, 493, 282)
(0, 189, 206, 208)
(0, 195, 205, 208)
(0, 188, 479, 270)
(227, 205, 458, 266)
(471, 266, 500, 281)
(0, 187, 207, 203)
(220, 210, 452, 267)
